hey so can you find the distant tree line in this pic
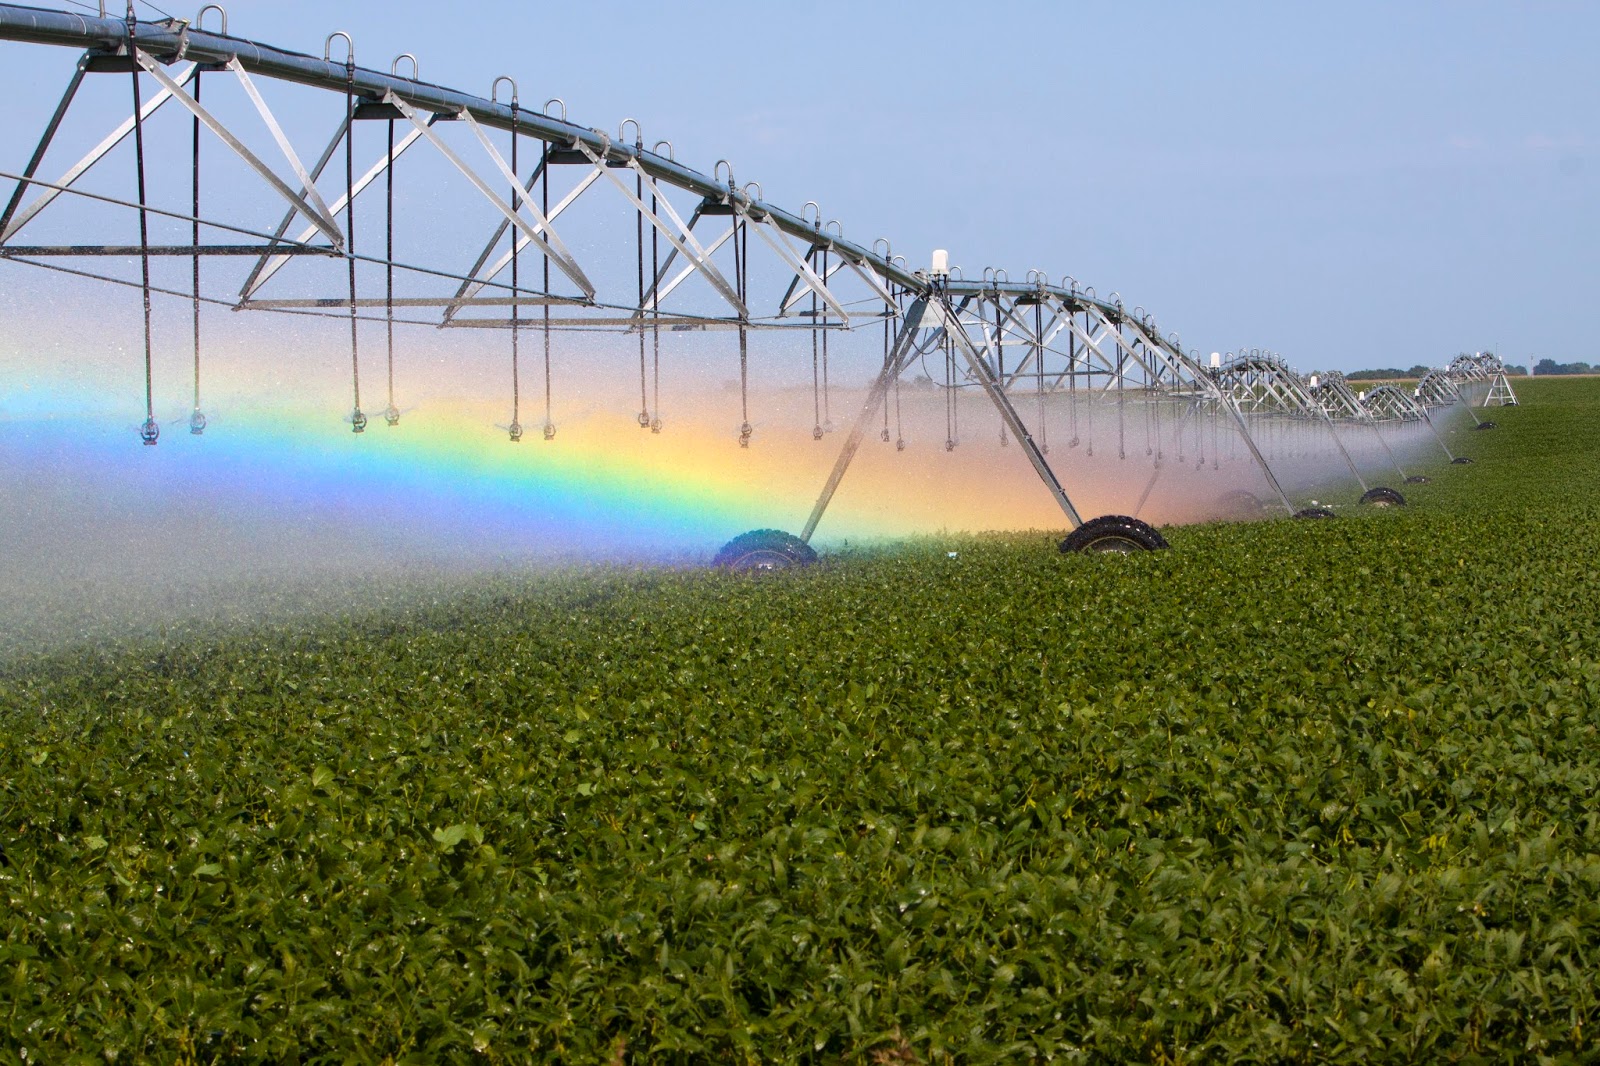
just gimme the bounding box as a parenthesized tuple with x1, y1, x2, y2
(1345, 365, 1431, 381)
(1533, 358, 1593, 376)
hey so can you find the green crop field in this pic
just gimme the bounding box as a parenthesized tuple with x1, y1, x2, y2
(3, 379, 1598, 1063)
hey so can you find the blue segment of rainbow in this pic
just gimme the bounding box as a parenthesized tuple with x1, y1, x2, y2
(0, 373, 931, 562)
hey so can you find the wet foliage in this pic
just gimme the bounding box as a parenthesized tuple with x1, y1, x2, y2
(2, 379, 1598, 1062)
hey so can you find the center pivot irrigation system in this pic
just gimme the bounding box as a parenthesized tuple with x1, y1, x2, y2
(0, 4, 1521, 566)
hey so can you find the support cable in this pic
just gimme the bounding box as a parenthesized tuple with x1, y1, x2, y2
(188, 63, 204, 434)
(507, 100, 522, 441)
(737, 208, 751, 447)
(820, 245, 831, 432)
(384, 110, 399, 427)
(810, 273, 821, 440)
(649, 183, 661, 432)
(1035, 299, 1046, 453)
(994, 294, 1006, 446)
(541, 137, 553, 440)
(128, 8, 157, 446)
(634, 141, 649, 428)
(343, 54, 364, 433)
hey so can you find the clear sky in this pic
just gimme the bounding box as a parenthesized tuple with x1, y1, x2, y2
(6, 0, 1599, 372)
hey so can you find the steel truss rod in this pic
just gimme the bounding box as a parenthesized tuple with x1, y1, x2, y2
(779, 250, 848, 314)
(443, 161, 601, 324)
(0, 243, 328, 256)
(736, 205, 850, 325)
(444, 315, 826, 331)
(389, 94, 594, 299)
(1219, 398, 1298, 515)
(222, 57, 338, 232)
(242, 115, 433, 299)
(0, 52, 85, 237)
(0, 60, 195, 243)
(648, 220, 735, 311)
(581, 146, 747, 318)
(239, 112, 351, 297)
(133, 50, 343, 247)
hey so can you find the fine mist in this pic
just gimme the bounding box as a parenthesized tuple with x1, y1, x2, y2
(2, 313, 1468, 655)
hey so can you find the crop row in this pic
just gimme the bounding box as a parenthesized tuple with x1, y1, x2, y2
(2, 379, 1598, 1061)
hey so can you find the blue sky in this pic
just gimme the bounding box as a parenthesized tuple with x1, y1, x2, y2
(5, 0, 1598, 372)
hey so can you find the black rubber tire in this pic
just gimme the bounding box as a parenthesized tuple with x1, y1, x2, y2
(1404, 475, 1430, 484)
(1474, 421, 1497, 430)
(1293, 507, 1337, 520)
(713, 529, 817, 572)
(1216, 489, 1265, 518)
(1058, 515, 1169, 554)
(1359, 486, 1407, 508)
(1451, 456, 1474, 465)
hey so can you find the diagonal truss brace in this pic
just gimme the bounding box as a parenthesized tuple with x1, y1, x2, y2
(454, 105, 594, 299)
(388, 93, 594, 300)
(648, 219, 736, 312)
(223, 58, 338, 237)
(442, 160, 604, 323)
(0, 53, 87, 239)
(241, 115, 430, 300)
(134, 51, 344, 248)
(736, 204, 850, 325)
(582, 146, 747, 319)
(1, 60, 195, 243)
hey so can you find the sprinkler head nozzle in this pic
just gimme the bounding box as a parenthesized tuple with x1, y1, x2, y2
(140, 418, 159, 446)
(385, 405, 400, 427)
(650, 417, 662, 434)
(350, 409, 367, 434)
(543, 422, 557, 441)
(638, 411, 651, 428)
(509, 421, 523, 442)
(188, 409, 207, 435)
